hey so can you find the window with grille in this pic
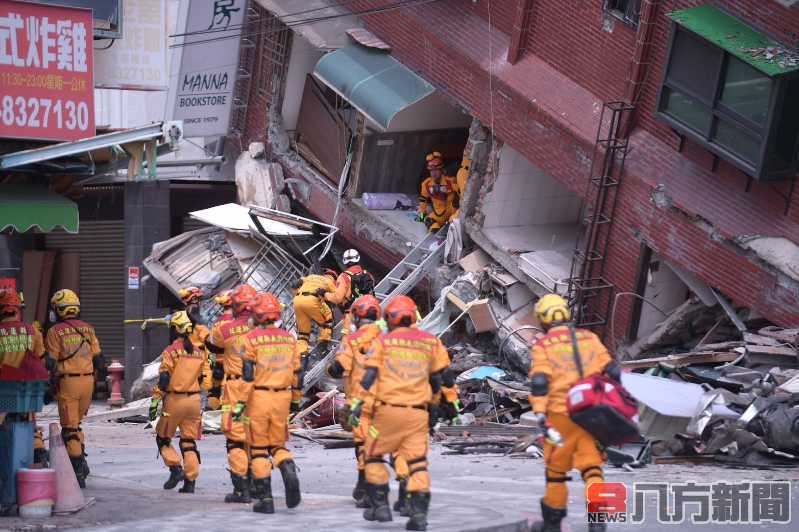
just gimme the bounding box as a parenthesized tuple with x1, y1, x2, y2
(604, 0, 641, 27)
(257, 11, 291, 97)
(657, 23, 799, 181)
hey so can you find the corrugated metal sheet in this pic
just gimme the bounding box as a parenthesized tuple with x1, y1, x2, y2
(45, 221, 125, 360)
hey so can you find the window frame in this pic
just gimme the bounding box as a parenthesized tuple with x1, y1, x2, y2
(656, 23, 798, 181)
(603, 0, 642, 28)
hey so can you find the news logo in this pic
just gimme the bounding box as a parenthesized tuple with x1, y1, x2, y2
(587, 482, 628, 524)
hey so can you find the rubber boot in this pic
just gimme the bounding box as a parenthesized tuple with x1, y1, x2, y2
(70, 456, 87, 488)
(394, 478, 409, 516)
(405, 491, 431, 531)
(178, 479, 195, 493)
(530, 500, 567, 532)
(278, 459, 301, 508)
(224, 473, 251, 503)
(163, 465, 185, 490)
(353, 470, 367, 508)
(252, 477, 275, 514)
(363, 483, 392, 522)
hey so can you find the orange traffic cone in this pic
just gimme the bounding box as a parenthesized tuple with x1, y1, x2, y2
(48, 422, 94, 514)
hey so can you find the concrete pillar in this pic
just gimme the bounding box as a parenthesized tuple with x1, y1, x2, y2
(124, 181, 170, 398)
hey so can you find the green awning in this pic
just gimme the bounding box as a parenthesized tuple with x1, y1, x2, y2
(0, 186, 79, 234)
(313, 43, 435, 130)
(668, 5, 799, 77)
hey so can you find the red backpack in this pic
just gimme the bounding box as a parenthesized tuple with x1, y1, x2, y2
(564, 327, 639, 446)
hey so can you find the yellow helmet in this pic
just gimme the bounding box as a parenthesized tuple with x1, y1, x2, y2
(169, 311, 193, 335)
(178, 286, 203, 305)
(534, 294, 571, 326)
(51, 289, 80, 319)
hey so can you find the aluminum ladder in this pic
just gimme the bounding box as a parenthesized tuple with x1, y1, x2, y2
(304, 226, 448, 391)
(374, 225, 448, 307)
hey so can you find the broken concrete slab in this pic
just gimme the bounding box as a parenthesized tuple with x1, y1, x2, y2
(622, 372, 705, 441)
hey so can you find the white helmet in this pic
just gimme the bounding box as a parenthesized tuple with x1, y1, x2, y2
(343, 249, 360, 265)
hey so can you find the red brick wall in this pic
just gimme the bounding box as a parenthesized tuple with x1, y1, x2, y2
(344, 0, 799, 337)
(525, 0, 637, 103)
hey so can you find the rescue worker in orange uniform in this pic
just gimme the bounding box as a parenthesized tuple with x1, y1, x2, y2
(207, 290, 234, 410)
(350, 295, 460, 531)
(178, 286, 210, 341)
(206, 283, 257, 503)
(292, 271, 338, 358)
(44, 289, 105, 488)
(528, 294, 620, 532)
(0, 290, 48, 468)
(238, 293, 303, 514)
(0, 289, 45, 373)
(417, 153, 459, 232)
(329, 249, 375, 313)
(327, 295, 384, 508)
(149, 311, 211, 493)
(452, 156, 471, 219)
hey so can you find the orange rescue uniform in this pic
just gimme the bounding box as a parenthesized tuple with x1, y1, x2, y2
(293, 274, 336, 355)
(528, 325, 613, 510)
(335, 323, 382, 466)
(45, 320, 101, 458)
(154, 330, 211, 481)
(207, 312, 234, 410)
(330, 266, 375, 311)
(363, 327, 451, 493)
(209, 313, 254, 476)
(240, 325, 302, 480)
(419, 175, 459, 231)
(0, 317, 44, 370)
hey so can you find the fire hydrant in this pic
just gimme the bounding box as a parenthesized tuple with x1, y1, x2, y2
(107, 359, 125, 407)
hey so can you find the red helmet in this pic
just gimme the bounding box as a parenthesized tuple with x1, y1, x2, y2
(0, 289, 23, 316)
(384, 295, 417, 328)
(230, 284, 257, 314)
(351, 295, 381, 323)
(178, 286, 203, 305)
(250, 293, 282, 324)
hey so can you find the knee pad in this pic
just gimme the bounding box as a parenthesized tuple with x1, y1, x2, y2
(156, 436, 172, 451)
(580, 466, 603, 482)
(406, 456, 428, 478)
(62, 427, 80, 444)
(179, 438, 201, 463)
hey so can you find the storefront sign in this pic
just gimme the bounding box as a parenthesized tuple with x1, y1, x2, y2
(0, 0, 94, 141)
(167, 0, 245, 137)
(94, 0, 167, 91)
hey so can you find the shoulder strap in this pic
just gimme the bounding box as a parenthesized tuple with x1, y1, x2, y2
(58, 320, 91, 362)
(567, 326, 584, 379)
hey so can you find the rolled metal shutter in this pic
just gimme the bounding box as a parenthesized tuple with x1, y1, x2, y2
(45, 221, 125, 360)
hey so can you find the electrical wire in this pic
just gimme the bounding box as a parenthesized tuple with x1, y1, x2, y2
(169, 0, 443, 49)
(608, 291, 670, 353)
(94, 39, 116, 50)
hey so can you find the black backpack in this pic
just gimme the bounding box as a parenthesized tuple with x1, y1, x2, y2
(346, 270, 375, 298)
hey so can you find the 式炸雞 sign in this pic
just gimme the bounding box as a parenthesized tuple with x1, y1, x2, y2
(0, 0, 94, 141)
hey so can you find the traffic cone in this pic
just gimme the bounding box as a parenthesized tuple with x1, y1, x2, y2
(48, 422, 93, 514)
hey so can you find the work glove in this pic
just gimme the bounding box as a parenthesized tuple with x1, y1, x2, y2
(232, 401, 246, 422)
(415, 211, 426, 223)
(93, 355, 108, 381)
(290, 399, 301, 415)
(314, 287, 328, 298)
(348, 398, 364, 428)
(148, 397, 161, 422)
(43, 354, 57, 373)
(428, 404, 440, 431)
(532, 412, 564, 447)
(440, 399, 462, 423)
(424, 216, 434, 229)
(531, 412, 547, 429)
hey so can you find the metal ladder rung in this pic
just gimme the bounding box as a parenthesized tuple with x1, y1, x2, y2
(402, 262, 421, 269)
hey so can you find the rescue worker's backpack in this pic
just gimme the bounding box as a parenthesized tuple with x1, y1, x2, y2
(346, 270, 375, 298)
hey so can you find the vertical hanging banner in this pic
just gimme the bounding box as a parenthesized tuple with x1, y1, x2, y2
(94, 0, 168, 91)
(0, 0, 94, 141)
(168, 0, 245, 137)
